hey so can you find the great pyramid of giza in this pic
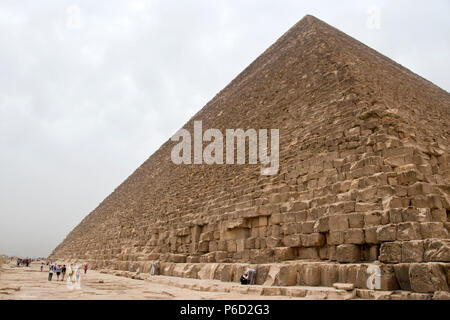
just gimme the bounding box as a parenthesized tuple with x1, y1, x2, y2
(50, 15, 450, 295)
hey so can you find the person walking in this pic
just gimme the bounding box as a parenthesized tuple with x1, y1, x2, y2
(48, 265, 54, 281)
(84, 264, 88, 274)
(69, 265, 75, 282)
(55, 265, 61, 281)
(75, 266, 81, 284)
(61, 265, 67, 281)
(40, 263, 44, 272)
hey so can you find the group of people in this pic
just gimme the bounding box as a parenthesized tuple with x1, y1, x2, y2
(42, 262, 88, 282)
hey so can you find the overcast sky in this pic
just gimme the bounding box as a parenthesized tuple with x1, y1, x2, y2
(0, 0, 449, 258)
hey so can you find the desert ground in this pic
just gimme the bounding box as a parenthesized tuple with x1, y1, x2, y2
(0, 261, 315, 300)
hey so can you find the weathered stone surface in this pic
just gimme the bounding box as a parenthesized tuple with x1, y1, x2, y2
(49, 15, 450, 295)
(337, 245, 360, 263)
(409, 263, 449, 293)
(379, 242, 402, 263)
(424, 239, 450, 262)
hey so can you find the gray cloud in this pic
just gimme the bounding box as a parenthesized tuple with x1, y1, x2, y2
(0, 0, 448, 257)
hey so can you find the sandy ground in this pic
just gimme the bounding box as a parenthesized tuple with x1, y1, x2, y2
(0, 262, 304, 300)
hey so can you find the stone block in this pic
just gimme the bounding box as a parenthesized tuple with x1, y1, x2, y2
(397, 222, 422, 241)
(283, 235, 302, 248)
(273, 247, 295, 261)
(329, 215, 349, 232)
(409, 263, 449, 293)
(337, 244, 361, 263)
(301, 233, 325, 247)
(424, 239, 450, 262)
(348, 213, 365, 228)
(379, 242, 402, 263)
(364, 227, 379, 244)
(344, 228, 365, 244)
(394, 263, 411, 291)
(327, 231, 345, 245)
(297, 247, 320, 260)
(376, 224, 397, 242)
(420, 222, 449, 239)
(401, 240, 424, 263)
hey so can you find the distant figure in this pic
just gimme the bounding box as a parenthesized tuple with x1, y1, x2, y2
(240, 273, 248, 285)
(129, 262, 135, 273)
(61, 265, 67, 281)
(55, 265, 61, 281)
(83, 264, 88, 274)
(75, 267, 81, 283)
(48, 265, 54, 281)
(69, 265, 75, 282)
(40, 263, 44, 272)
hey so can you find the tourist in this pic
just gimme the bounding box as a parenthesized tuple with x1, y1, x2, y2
(75, 266, 81, 283)
(61, 265, 67, 281)
(68, 265, 73, 282)
(240, 273, 248, 285)
(40, 263, 44, 272)
(55, 265, 61, 281)
(84, 264, 88, 274)
(48, 265, 54, 281)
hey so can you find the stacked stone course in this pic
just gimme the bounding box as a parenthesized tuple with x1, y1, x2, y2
(50, 15, 450, 294)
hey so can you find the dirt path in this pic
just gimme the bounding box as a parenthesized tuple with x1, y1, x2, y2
(0, 263, 303, 300)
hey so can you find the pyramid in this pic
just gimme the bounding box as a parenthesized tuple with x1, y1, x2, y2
(50, 15, 450, 295)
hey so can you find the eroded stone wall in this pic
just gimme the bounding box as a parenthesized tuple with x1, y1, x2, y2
(50, 16, 450, 293)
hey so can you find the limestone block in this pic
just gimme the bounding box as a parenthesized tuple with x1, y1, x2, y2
(364, 227, 379, 244)
(394, 263, 411, 291)
(301, 233, 325, 247)
(388, 208, 404, 224)
(266, 236, 281, 248)
(344, 229, 365, 244)
(320, 264, 339, 287)
(277, 265, 298, 286)
(297, 247, 320, 260)
(424, 239, 450, 262)
(283, 235, 302, 248)
(297, 264, 320, 286)
(226, 240, 237, 252)
(314, 216, 329, 233)
(379, 242, 402, 263)
(215, 251, 228, 263)
(337, 244, 361, 263)
(273, 247, 295, 261)
(348, 213, 365, 228)
(376, 224, 397, 242)
(301, 221, 315, 234)
(401, 241, 424, 263)
(269, 213, 281, 225)
(431, 209, 447, 222)
(397, 222, 422, 241)
(420, 222, 449, 239)
(198, 240, 209, 253)
(329, 215, 349, 232)
(402, 207, 431, 222)
(292, 201, 310, 211)
(409, 263, 449, 293)
(328, 231, 345, 245)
